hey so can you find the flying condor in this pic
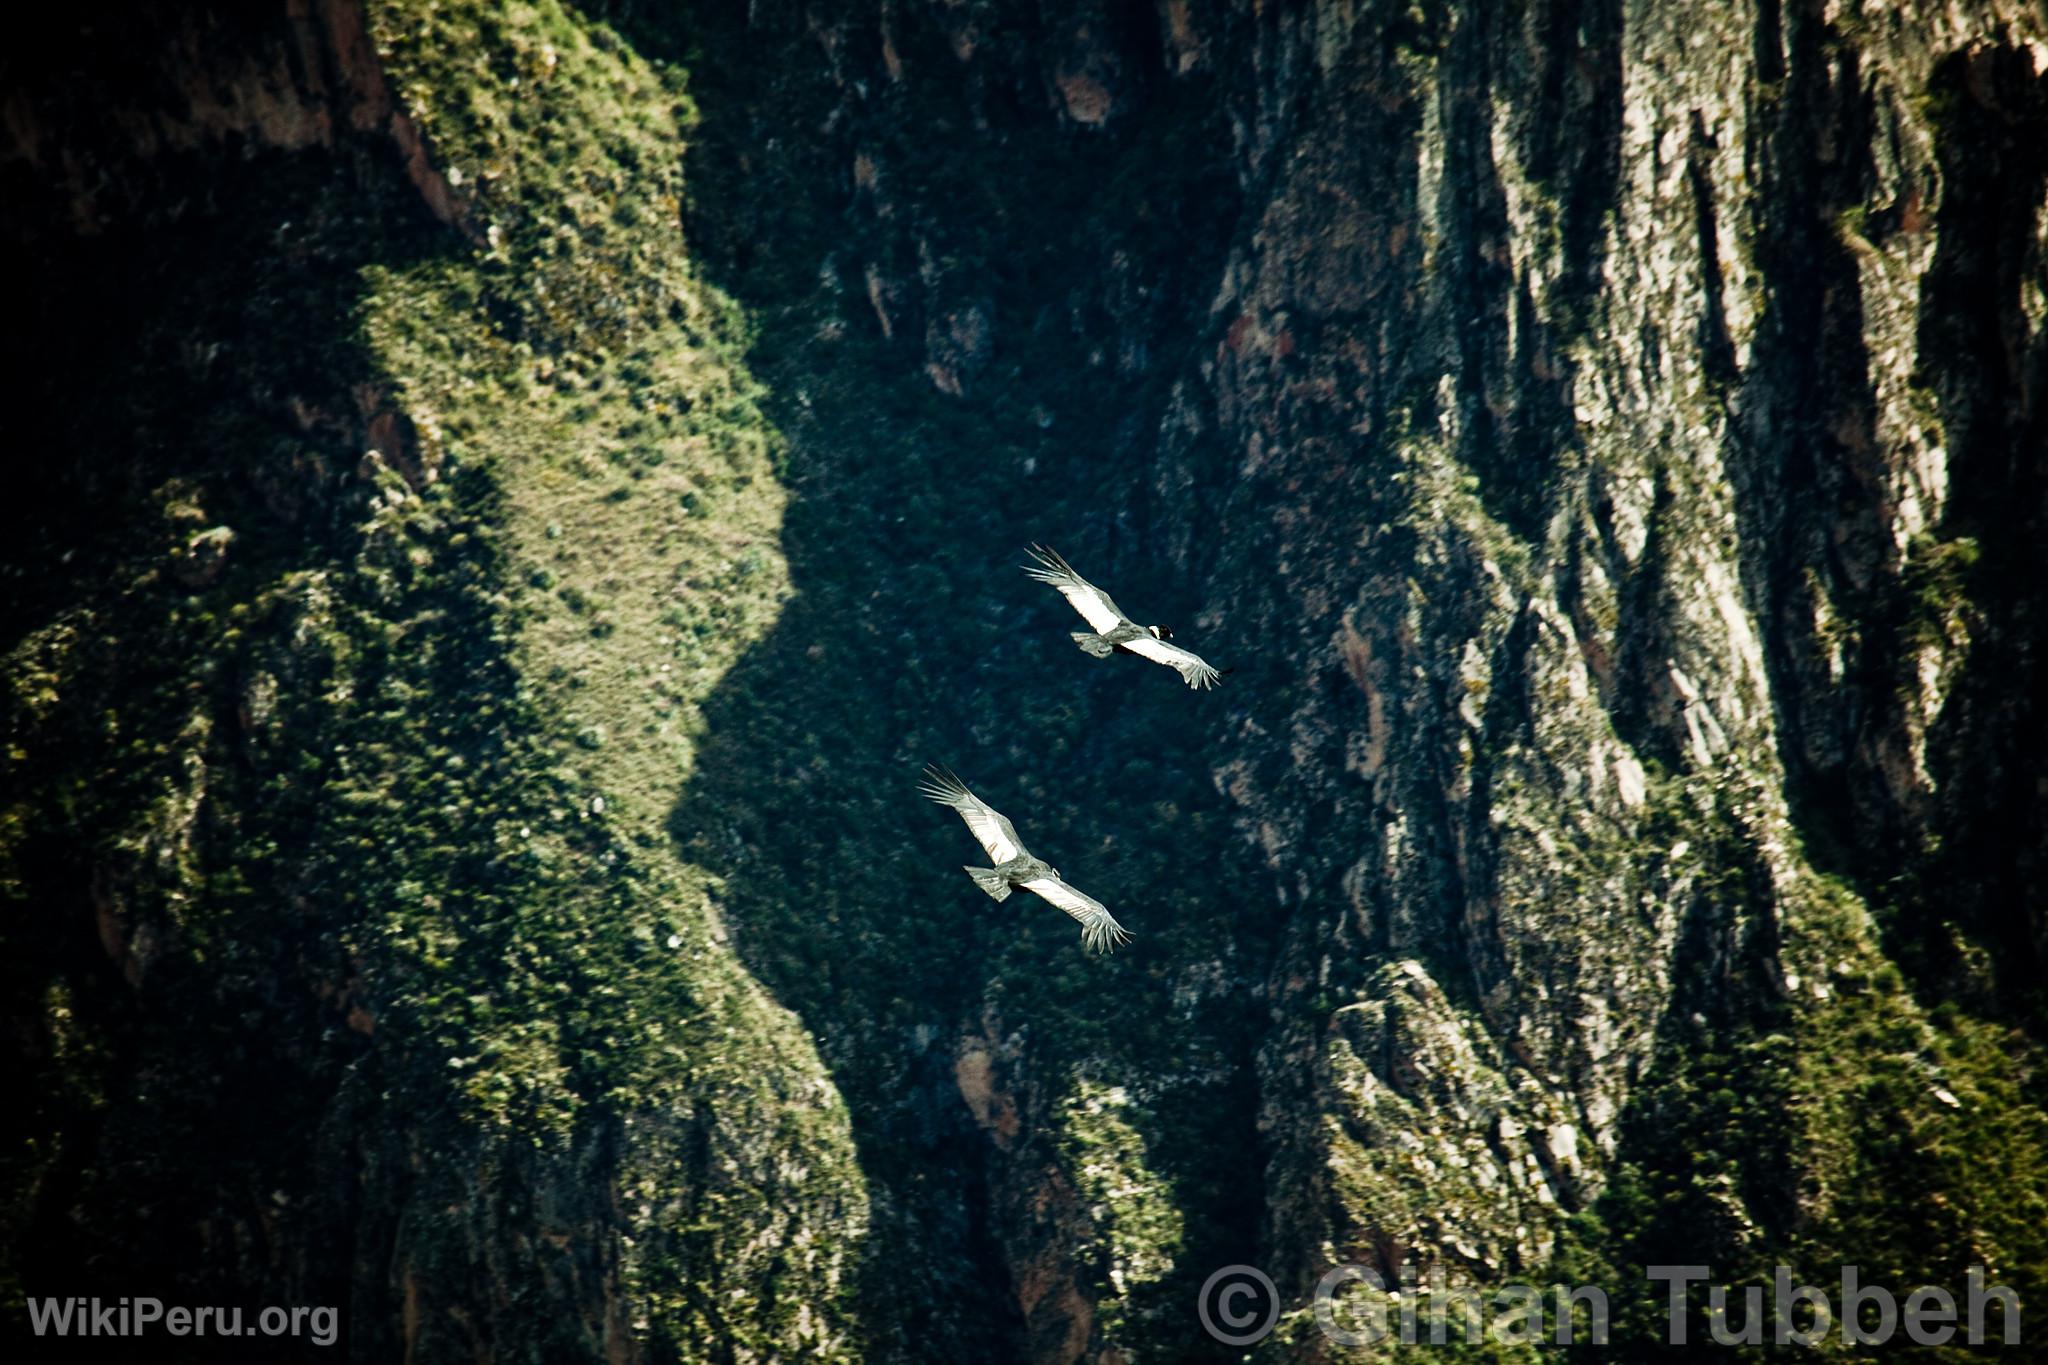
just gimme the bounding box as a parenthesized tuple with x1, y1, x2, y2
(1023, 544, 1224, 690)
(918, 765, 1132, 954)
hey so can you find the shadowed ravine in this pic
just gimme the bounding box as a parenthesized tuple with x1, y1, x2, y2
(660, 11, 1277, 1350)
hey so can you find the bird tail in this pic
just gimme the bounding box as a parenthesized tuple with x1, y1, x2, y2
(965, 866, 1013, 902)
(1071, 631, 1116, 658)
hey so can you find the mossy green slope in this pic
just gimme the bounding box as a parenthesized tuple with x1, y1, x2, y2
(3, 2, 862, 1358)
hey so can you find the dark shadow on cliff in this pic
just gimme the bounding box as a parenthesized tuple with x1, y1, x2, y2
(1703, 0, 2048, 1033)
(0, 87, 455, 1353)
(1904, 45, 2048, 1026)
(561, 2, 1284, 1355)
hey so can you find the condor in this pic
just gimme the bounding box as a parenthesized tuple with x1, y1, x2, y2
(1023, 544, 1224, 690)
(919, 765, 1132, 954)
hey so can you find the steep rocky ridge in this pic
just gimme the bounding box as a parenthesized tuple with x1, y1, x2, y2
(4, 1, 2047, 1362)
(3, 4, 863, 1359)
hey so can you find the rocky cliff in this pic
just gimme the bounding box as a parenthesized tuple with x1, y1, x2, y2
(4, 1, 2046, 1361)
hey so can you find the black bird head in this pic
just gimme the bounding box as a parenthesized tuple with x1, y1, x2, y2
(1147, 624, 1175, 642)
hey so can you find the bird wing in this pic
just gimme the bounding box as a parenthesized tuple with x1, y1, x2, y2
(1119, 634, 1225, 690)
(1020, 876, 1132, 954)
(919, 765, 1026, 864)
(1022, 544, 1128, 634)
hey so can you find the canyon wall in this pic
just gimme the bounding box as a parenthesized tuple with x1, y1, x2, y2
(5, 0, 2046, 1360)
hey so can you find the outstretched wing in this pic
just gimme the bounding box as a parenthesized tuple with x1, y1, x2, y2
(1020, 876, 1133, 954)
(919, 765, 1027, 864)
(1023, 545, 1128, 634)
(1120, 634, 1225, 690)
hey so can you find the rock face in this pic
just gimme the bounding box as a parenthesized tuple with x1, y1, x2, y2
(4, 1, 2046, 1362)
(1, 4, 865, 1360)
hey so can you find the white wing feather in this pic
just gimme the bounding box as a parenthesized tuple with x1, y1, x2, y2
(919, 767, 1025, 863)
(1020, 876, 1133, 954)
(1120, 634, 1224, 690)
(1022, 545, 1128, 634)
